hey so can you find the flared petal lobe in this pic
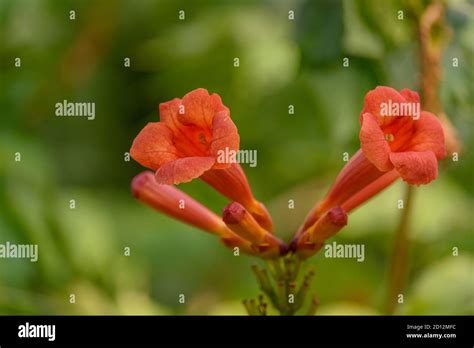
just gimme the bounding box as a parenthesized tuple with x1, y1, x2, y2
(389, 151, 438, 185)
(159, 98, 182, 133)
(130, 123, 178, 170)
(180, 88, 229, 129)
(360, 86, 406, 125)
(409, 111, 446, 159)
(400, 88, 420, 103)
(155, 156, 215, 185)
(360, 113, 393, 171)
(210, 111, 240, 169)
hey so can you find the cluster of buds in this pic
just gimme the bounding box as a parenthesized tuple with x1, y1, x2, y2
(131, 87, 446, 260)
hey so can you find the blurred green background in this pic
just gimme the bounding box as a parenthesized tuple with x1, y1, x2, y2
(0, 0, 472, 315)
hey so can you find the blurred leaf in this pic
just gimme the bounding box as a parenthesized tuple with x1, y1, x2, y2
(296, 0, 344, 64)
(342, 0, 384, 58)
(404, 255, 474, 315)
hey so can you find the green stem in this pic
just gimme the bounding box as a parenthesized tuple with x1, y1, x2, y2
(385, 184, 415, 314)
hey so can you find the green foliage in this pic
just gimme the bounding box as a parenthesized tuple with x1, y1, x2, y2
(0, 0, 472, 314)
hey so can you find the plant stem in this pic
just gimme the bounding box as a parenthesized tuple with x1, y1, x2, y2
(384, 0, 458, 315)
(385, 184, 414, 314)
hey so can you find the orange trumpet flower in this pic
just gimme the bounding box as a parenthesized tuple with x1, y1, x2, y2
(359, 86, 446, 184)
(130, 88, 272, 230)
(294, 87, 446, 257)
(130, 88, 238, 183)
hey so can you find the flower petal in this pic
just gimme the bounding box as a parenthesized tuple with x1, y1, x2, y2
(155, 156, 215, 185)
(180, 88, 229, 129)
(400, 88, 420, 103)
(210, 111, 240, 169)
(159, 98, 182, 133)
(130, 122, 178, 170)
(360, 113, 393, 171)
(410, 111, 446, 160)
(389, 151, 438, 185)
(360, 86, 406, 125)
